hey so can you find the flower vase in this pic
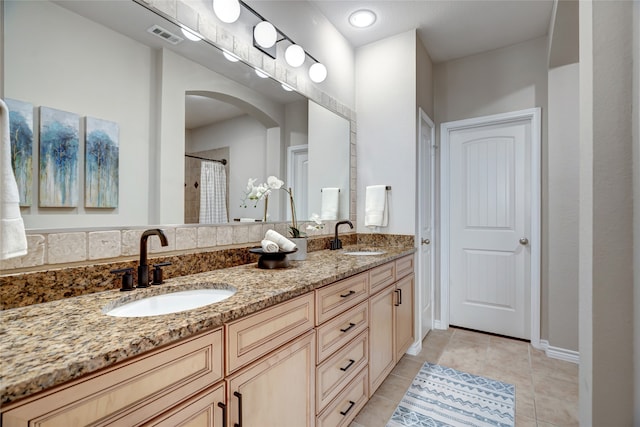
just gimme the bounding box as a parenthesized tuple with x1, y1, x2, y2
(288, 237, 307, 261)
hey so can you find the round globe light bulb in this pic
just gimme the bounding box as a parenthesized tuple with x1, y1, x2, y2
(309, 63, 327, 83)
(285, 44, 305, 68)
(181, 27, 201, 41)
(254, 21, 277, 48)
(222, 50, 239, 62)
(255, 68, 269, 78)
(213, 0, 241, 23)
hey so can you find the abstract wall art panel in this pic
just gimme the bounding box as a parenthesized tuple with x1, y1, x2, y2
(39, 107, 79, 207)
(6, 98, 34, 207)
(85, 117, 119, 208)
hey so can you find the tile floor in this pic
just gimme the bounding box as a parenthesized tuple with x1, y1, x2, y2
(350, 327, 579, 427)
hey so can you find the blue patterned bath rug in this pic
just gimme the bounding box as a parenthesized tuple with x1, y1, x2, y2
(386, 363, 515, 427)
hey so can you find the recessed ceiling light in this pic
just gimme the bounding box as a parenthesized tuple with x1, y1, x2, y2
(349, 9, 376, 28)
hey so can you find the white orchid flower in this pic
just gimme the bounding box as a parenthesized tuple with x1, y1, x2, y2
(246, 178, 257, 192)
(309, 213, 323, 225)
(267, 176, 284, 190)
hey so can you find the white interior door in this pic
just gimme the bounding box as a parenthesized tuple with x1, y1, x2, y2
(418, 109, 435, 341)
(441, 109, 540, 341)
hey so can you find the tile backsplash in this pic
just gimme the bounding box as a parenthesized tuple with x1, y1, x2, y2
(0, 222, 338, 273)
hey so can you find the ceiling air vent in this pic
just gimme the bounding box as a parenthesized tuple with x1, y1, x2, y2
(147, 24, 183, 45)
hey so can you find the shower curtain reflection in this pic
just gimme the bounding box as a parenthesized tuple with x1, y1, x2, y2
(196, 161, 227, 224)
(199, 161, 228, 224)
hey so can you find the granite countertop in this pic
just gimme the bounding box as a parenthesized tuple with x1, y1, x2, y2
(0, 246, 414, 405)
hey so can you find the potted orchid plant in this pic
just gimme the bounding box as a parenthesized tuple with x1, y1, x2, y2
(241, 176, 324, 238)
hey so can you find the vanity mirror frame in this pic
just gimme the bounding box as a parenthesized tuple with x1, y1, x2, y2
(0, 0, 356, 272)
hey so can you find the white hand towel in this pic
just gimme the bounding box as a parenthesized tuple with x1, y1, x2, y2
(364, 185, 389, 228)
(320, 188, 339, 220)
(0, 99, 28, 260)
(265, 229, 297, 252)
(240, 217, 256, 222)
(261, 239, 279, 253)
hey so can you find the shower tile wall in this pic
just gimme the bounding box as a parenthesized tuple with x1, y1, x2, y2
(184, 148, 229, 224)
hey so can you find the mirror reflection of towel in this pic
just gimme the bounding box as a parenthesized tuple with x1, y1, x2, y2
(365, 185, 388, 228)
(321, 188, 339, 220)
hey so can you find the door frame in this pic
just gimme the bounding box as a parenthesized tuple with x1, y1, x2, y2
(440, 108, 541, 348)
(410, 108, 436, 354)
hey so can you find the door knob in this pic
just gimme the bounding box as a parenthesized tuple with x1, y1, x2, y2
(421, 238, 431, 245)
(519, 237, 529, 245)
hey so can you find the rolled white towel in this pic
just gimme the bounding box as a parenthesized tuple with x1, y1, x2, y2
(261, 239, 279, 253)
(264, 229, 296, 252)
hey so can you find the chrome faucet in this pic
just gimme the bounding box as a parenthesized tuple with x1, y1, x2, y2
(138, 229, 168, 288)
(330, 220, 353, 250)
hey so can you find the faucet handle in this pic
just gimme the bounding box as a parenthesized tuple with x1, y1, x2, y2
(111, 268, 135, 292)
(152, 262, 172, 285)
(330, 239, 343, 250)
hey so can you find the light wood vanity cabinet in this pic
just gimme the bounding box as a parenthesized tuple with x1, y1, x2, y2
(368, 255, 415, 396)
(2, 254, 415, 427)
(2, 329, 225, 427)
(314, 272, 370, 426)
(224, 293, 316, 427)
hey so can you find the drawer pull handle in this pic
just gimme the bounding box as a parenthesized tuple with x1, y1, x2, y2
(234, 391, 243, 427)
(340, 290, 356, 298)
(394, 289, 400, 306)
(340, 358, 356, 371)
(340, 400, 356, 416)
(398, 288, 402, 304)
(340, 322, 356, 333)
(218, 402, 227, 426)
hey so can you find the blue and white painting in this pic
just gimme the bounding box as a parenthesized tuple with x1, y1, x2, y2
(39, 107, 79, 207)
(85, 117, 119, 208)
(6, 98, 33, 206)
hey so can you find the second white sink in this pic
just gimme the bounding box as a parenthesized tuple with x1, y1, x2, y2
(105, 287, 236, 317)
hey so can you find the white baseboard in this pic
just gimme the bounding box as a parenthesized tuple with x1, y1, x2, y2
(539, 340, 580, 364)
(406, 340, 422, 356)
(434, 320, 446, 330)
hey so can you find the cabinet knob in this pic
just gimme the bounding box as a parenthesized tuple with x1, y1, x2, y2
(421, 238, 431, 245)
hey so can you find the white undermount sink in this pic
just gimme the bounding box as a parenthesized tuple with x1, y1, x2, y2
(342, 250, 386, 256)
(104, 287, 236, 317)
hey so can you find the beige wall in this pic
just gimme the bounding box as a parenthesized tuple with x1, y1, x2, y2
(417, 37, 434, 120)
(355, 30, 419, 235)
(547, 63, 580, 351)
(578, 0, 635, 424)
(433, 37, 552, 335)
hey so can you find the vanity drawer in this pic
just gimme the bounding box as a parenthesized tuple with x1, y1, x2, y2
(2, 329, 224, 427)
(316, 367, 369, 427)
(316, 301, 368, 363)
(226, 293, 315, 374)
(315, 272, 369, 325)
(369, 261, 395, 294)
(395, 254, 415, 280)
(316, 330, 368, 412)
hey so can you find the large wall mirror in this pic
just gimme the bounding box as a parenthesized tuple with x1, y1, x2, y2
(2, 0, 351, 230)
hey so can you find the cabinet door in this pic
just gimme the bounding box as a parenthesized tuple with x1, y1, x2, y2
(227, 331, 316, 427)
(395, 274, 415, 362)
(368, 285, 395, 396)
(2, 329, 224, 427)
(145, 383, 225, 427)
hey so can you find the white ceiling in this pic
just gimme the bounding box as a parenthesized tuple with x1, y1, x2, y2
(309, 0, 554, 62)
